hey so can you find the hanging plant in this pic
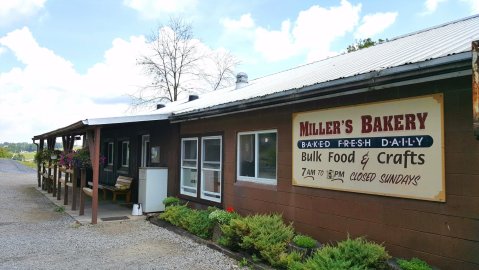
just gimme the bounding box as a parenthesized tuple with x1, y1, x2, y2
(59, 151, 75, 168)
(72, 148, 91, 168)
(35, 149, 53, 164)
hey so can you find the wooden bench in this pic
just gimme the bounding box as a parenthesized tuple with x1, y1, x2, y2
(84, 176, 133, 203)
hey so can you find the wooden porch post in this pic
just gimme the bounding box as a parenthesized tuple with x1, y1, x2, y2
(38, 140, 44, 188)
(79, 168, 86, 216)
(92, 127, 101, 224)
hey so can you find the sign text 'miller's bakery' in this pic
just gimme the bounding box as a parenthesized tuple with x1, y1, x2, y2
(299, 112, 428, 136)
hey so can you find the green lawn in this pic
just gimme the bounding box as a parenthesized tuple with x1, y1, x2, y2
(23, 151, 35, 161)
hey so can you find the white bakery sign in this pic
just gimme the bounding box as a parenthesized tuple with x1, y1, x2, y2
(292, 94, 445, 202)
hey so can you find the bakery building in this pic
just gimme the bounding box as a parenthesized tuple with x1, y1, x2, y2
(165, 15, 479, 269)
(33, 15, 479, 269)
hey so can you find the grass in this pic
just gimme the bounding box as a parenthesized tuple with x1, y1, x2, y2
(23, 151, 35, 161)
(20, 160, 36, 169)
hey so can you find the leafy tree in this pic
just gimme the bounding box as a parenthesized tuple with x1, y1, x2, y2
(1, 142, 37, 152)
(0, 147, 12, 158)
(12, 153, 25, 161)
(347, 38, 387, 52)
(132, 17, 238, 107)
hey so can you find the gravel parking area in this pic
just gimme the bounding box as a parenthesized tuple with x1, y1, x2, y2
(0, 159, 241, 270)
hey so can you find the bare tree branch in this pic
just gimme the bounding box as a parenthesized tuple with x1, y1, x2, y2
(132, 16, 239, 109)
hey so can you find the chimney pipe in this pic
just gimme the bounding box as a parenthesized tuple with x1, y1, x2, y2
(235, 72, 248, 89)
(188, 95, 199, 101)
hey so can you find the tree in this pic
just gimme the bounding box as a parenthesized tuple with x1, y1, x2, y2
(0, 147, 12, 158)
(346, 38, 387, 53)
(132, 17, 238, 107)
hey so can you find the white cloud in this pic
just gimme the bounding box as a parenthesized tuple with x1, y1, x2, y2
(0, 0, 46, 26)
(0, 26, 233, 142)
(123, 0, 197, 19)
(0, 27, 146, 142)
(354, 12, 398, 39)
(222, 0, 362, 63)
(421, 0, 447, 15)
(461, 0, 479, 13)
(221, 13, 255, 30)
(255, 20, 297, 61)
(292, 1, 362, 62)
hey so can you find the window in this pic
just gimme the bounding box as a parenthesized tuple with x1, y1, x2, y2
(120, 141, 129, 167)
(201, 136, 222, 202)
(237, 130, 277, 184)
(180, 138, 198, 196)
(107, 142, 114, 165)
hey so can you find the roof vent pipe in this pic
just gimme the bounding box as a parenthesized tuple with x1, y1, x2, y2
(235, 72, 248, 89)
(188, 95, 199, 101)
(156, 104, 165, 109)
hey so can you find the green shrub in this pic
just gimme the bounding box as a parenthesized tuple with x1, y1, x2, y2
(159, 204, 191, 227)
(278, 251, 303, 270)
(185, 209, 214, 239)
(218, 216, 247, 250)
(302, 236, 391, 270)
(220, 213, 294, 267)
(162, 197, 181, 207)
(397, 258, 432, 270)
(159, 204, 215, 239)
(208, 209, 240, 225)
(293, 234, 317, 249)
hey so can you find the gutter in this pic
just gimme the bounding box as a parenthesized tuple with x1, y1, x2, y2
(170, 52, 471, 123)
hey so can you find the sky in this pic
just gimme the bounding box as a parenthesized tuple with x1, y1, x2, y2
(0, 0, 478, 143)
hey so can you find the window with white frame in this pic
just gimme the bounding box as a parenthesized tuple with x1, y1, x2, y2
(107, 142, 114, 165)
(120, 141, 129, 167)
(237, 130, 277, 184)
(181, 138, 198, 196)
(201, 136, 222, 202)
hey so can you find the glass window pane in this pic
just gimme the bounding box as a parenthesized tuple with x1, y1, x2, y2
(203, 139, 221, 162)
(107, 143, 113, 165)
(121, 141, 129, 167)
(203, 162, 220, 169)
(181, 168, 197, 188)
(239, 134, 255, 177)
(258, 133, 276, 179)
(183, 140, 197, 160)
(202, 170, 220, 194)
(182, 160, 197, 167)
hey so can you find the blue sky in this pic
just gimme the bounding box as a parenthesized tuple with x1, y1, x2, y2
(0, 0, 478, 143)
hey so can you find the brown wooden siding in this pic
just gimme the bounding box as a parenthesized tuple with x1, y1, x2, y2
(100, 121, 179, 202)
(178, 76, 479, 269)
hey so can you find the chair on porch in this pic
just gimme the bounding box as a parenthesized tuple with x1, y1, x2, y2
(85, 176, 133, 203)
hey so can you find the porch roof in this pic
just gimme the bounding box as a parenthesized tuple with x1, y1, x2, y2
(32, 113, 170, 140)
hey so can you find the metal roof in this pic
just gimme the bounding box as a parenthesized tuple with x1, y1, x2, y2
(34, 15, 479, 139)
(171, 14, 479, 118)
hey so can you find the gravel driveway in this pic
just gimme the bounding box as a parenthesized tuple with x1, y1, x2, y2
(0, 159, 241, 269)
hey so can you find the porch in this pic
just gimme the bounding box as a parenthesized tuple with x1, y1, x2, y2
(35, 180, 142, 224)
(32, 114, 175, 224)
